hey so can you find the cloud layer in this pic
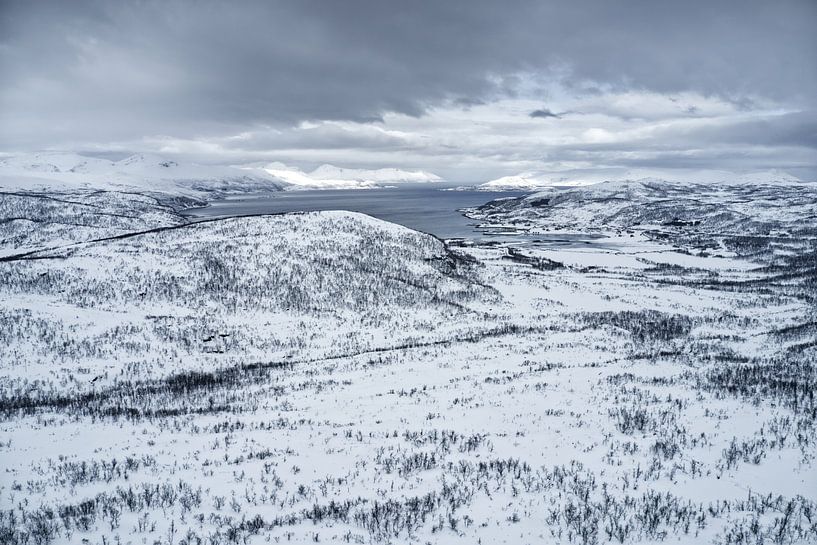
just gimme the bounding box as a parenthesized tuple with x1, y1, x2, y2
(1, 0, 815, 179)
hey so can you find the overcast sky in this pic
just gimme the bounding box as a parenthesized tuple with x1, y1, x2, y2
(1, 0, 815, 181)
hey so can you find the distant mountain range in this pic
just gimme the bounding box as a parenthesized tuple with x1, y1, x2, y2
(468, 177, 817, 248)
(479, 168, 803, 190)
(0, 152, 286, 197)
(260, 162, 441, 189)
(4, 153, 805, 197)
(0, 152, 443, 195)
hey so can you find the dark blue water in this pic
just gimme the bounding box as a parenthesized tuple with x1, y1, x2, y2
(182, 185, 530, 240)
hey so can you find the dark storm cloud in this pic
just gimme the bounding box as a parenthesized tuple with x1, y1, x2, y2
(1, 0, 816, 150)
(529, 108, 561, 119)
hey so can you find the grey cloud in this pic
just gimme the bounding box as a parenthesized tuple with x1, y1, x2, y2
(692, 112, 817, 150)
(526, 111, 817, 179)
(592, 149, 817, 176)
(529, 108, 561, 119)
(632, 112, 816, 151)
(1, 0, 816, 150)
(452, 97, 487, 109)
(219, 124, 413, 152)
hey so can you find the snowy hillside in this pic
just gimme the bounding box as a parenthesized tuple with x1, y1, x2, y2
(480, 172, 598, 190)
(0, 152, 289, 197)
(0, 153, 444, 195)
(479, 169, 802, 190)
(310, 164, 441, 184)
(263, 162, 442, 189)
(0, 184, 815, 544)
(469, 177, 817, 257)
(0, 190, 193, 258)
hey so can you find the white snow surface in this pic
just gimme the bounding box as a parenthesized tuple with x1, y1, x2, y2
(0, 152, 291, 197)
(0, 184, 815, 545)
(480, 168, 802, 190)
(0, 152, 443, 195)
(262, 162, 441, 189)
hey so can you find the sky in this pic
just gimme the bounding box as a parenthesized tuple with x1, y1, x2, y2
(1, 0, 816, 182)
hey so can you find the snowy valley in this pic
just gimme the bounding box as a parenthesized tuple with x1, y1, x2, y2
(0, 173, 816, 545)
(4, 1, 815, 543)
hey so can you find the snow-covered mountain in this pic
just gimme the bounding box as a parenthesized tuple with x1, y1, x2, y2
(469, 176, 817, 245)
(479, 172, 598, 190)
(0, 152, 444, 194)
(0, 152, 289, 197)
(479, 168, 802, 190)
(262, 162, 442, 189)
(310, 164, 441, 184)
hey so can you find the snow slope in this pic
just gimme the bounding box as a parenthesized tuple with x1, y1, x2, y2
(0, 190, 194, 258)
(263, 162, 442, 189)
(480, 168, 802, 190)
(1, 186, 815, 544)
(469, 177, 817, 257)
(0, 152, 443, 194)
(0, 152, 289, 197)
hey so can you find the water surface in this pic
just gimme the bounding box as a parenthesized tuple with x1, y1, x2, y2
(182, 185, 529, 241)
(182, 185, 606, 247)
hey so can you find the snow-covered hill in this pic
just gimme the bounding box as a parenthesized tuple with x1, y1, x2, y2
(263, 162, 442, 189)
(468, 175, 817, 249)
(2, 186, 816, 544)
(480, 172, 598, 190)
(310, 164, 441, 184)
(1, 182, 816, 543)
(0, 152, 444, 194)
(479, 168, 802, 190)
(0, 152, 289, 197)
